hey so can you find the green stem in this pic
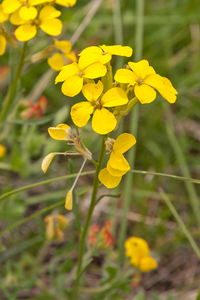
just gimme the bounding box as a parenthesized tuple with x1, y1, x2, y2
(0, 42, 27, 124)
(158, 187, 200, 260)
(72, 135, 106, 300)
(118, 0, 145, 265)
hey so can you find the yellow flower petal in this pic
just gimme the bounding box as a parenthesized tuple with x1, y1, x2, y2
(100, 53, 112, 64)
(113, 133, 136, 153)
(10, 9, 24, 25)
(114, 68, 137, 84)
(0, 35, 6, 56)
(15, 24, 37, 41)
(147, 66, 156, 75)
(109, 151, 130, 173)
(157, 87, 177, 103)
(101, 87, 128, 107)
(79, 53, 101, 71)
(48, 53, 64, 71)
(41, 153, 56, 173)
(56, 214, 68, 230)
(70, 102, 94, 127)
(82, 81, 103, 102)
(134, 83, 156, 104)
(63, 51, 77, 63)
(107, 160, 127, 177)
(92, 108, 117, 134)
(55, 39, 71, 52)
(128, 60, 149, 79)
(61, 75, 83, 97)
(83, 62, 107, 79)
(65, 190, 73, 210)
(125, 236, 150, 264)
(139, 256, 158, 272)
(39, 6, 61, 20)
(0, 5, 9, 22)
(19, 6, 38, 21)
(98, 168, 122, 188)
(55, 62, 79, 83)
(79, 46, 102, 56)
(48, 124, 71, 140)
(0, 144, 6, 157)
(40, 18, 63, 36)
(44, 215, 54, 239)
(55, 0, 76, 6)
(30, 0, 51, 5)
(100, 45, 133, 57)
(144, 74, 166, 89)
(2, 0, 21, 14)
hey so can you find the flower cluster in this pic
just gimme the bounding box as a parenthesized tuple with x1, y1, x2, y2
(89, 221, 114, 249)
(125, 236, 157, 272)
(0, 0, 77, 45)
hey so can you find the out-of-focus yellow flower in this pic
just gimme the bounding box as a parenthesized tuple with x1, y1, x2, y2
(44, 213, 68, 241)
(71, 81, 128, 134)
(125, 236, 157, 272)
(48, 39, 77, 71)
(114, 60, 178, 104)
(98, 133, 136, 188)
(11, 6, 62, 41)
(0, 4, 9, 22)
(55, 53, 107, 97)
(79, 44, 133, 65)
(0, 144, 6, 157)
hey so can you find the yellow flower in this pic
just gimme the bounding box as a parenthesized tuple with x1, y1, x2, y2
(31, 0, 76, 7)
(114, 60, 178, 104)
(0, 144, 6, 157)
(79, 44, 133, 65)
(125, 236, 157, 272)
(0, 33, 6, 56)
(98, 133, 136, 188)
(11, 6, 62, 42)
(44, 214, 68, 241)
(71, 81, 128, 135)
(2, 0, 38, 21)
(0, 4, 9, 56)
(55, 53, 107, 97)
(47, 39, 77, 71)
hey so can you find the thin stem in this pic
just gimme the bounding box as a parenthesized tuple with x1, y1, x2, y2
(72, 135, 106, 300)
(158, 187, 200, 260)
(165, 111, 200, 227)
(118, 0, 145, 265)
(1, 169, 200, 202)
(0, 42, 27, 124)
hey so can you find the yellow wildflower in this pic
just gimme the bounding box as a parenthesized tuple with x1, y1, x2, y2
(44, 213, 68, 241)
(0, 144, 6, 157)
(2, 0, 38, 21)
(71, 81, 128, 134)
(11, 6, 62, 42)
(125, 236, 157, 272)
(114, 60, 178, 104)
(98, 133, 136, 188)
(79, 44, 133, 65)
(31, 0, 76, 7)
(47, 39, 77, 71)
(55, 53, 107, 97)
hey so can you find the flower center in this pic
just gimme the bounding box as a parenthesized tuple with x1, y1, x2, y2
(31, 19, 40, 27)
(94, 99, 102, 109)
(137, 78, 144, 85)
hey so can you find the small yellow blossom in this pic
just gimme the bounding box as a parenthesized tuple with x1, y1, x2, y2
(125, 236, 157, 272)
(0, 4, 9, 56)
(79, 44, 133, 65)
(114, 60, 178, 104)
(98, 133, 136, 188)
(44, 213, 68, 241)
(55, 53, 107, 97)
(0, 144, 6, 157)
(2, 0, 38, 21)
(11, 6, 62, 42)
(48, 39, 77, 71)
(71, 81, 128, 134)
